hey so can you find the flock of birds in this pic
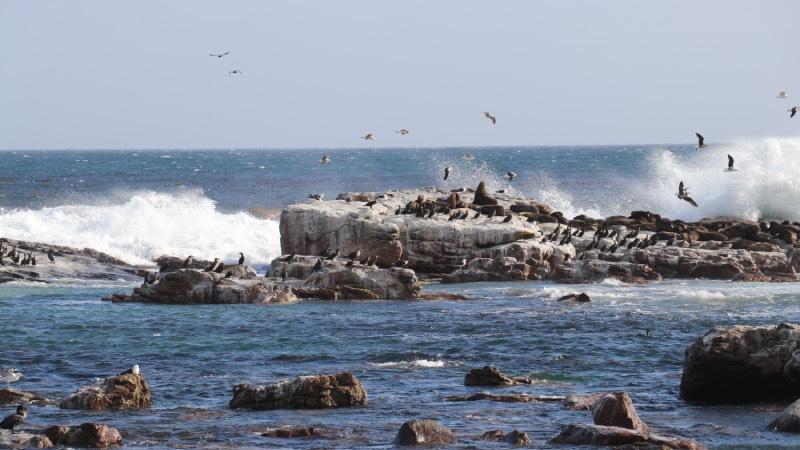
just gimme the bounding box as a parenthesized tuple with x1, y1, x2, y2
(0, 245, 56, 267)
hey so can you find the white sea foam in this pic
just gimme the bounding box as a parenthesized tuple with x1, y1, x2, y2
(370, 359, 447, 369)
(0, 190, 281, 266)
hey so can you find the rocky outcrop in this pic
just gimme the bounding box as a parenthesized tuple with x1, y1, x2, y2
(230, 371, 367, 410)
(0, 388, 54, 406)
(0, 432, 53, 449)
(275, 257, 420, 299)
(769, 398, 800, 432)
(550, 424, 705, 449)
(395, 419, 456, 446)
(443, 257, 534, 283)
(445, 392, 564, 403)
(111, 268, 298, 304)
(591, 392, 648, 433)
(463, 366, 535, 386)
(261, 426, 325, 438)
(680, 323, 800, 403)
(481, 429, 531, 445)
(42, 423, 123, 448)
(60, 372, 151, 410)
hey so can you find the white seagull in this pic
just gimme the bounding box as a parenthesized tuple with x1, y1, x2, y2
(320, 155, 331, 165)
(0, 368, 23, 385)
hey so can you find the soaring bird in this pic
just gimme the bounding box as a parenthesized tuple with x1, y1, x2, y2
(778, 91, 789, 99)
(483, 112, 497, 124)
(361, 133, 374, 141)
(695, 132, 706, 149)
(0, 405, 27, 434)
(228, 69, 243, 76)
(677, 181, 699, 207)
(444, 166, 451, 181)
(209, 52, 230, 58)
(725, 154, 737, 172)
(461, 153, 475, 161)
(0, 368, 22, 385)
(506, 172, 516, 181)
(395, 129, 410, 135)
(238, 252, 245, 265)
(790, 106, 799, 118)
(320, 154, 331, 165)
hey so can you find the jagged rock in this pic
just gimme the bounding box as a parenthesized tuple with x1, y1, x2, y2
(550, 424, 705, 449)
(463, 366, 535, 386)
(230, 371, 367, 410)
(443, 257, 533, 283)
(0, 388, 55, 406)
(395, 419, 456, 446)
(445, 392, 564, 403)
(42, 423, 123, 448)
(563, 392, 608, 410)
(481, 429, 531, 445)
(60, 372, 151, 410)
(552, 259, 661, 284)
(0, 432, 53, 449)
(261, 426, 325, 438)
(769, 398, 800, 432)
(591, 392, 648, 433)
(301, 261, 420, 299)
(680, 323, 800, 403)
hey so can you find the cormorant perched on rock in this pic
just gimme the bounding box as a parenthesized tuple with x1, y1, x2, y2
(348, 248, 361, 261)
(205, 258, 220, 272)
(183, 256, 193, 267)
(0, 254, 4, 266)
(5, 246, 15, 258)
(312, 258, 323, 272)
(238, 252, 245, 265)
(284, 251, 296, 262)
(345, 260, 354, 269)
(527, 215, 536, 223)
(0, 405, 27, 433)
(282, 269, 287, 281)
(319, 247, 330, 258)
(472, 211, 481, 219)
(327, 248, 340, 260)
(47, 249, 55, 263)
(30, 255, 36, 266)
(215, 262, 225, 274)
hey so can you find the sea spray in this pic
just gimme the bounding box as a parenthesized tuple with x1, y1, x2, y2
(0, 190, 281, 265)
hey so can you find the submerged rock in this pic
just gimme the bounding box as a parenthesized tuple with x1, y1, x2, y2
(680, 323, 800, 403)
(0, 388, 55, 406)
(230, 371, 367, 410)
(481, 429, 531, 445)
(769, 398, 800, 432)
(261, 426, 325, 438)
(395, 419, 456, 446)
(557, 293, 591, 303)
(550, 424, 704, 449)
(463, 366, 535, 386)
(60, 372, 151, 410)
(0, 432, 53, 449)
(42, 423, 123, 448)
(445, 392, 564, 403)
(591, 392, 648, 433)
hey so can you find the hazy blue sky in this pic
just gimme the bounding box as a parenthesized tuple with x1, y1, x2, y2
(1, 1, 798, 149)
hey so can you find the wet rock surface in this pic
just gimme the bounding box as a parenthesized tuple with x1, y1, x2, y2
(42, 423, 123, 448)
(591, 392, 649, 433)
(463, 366, 536, 386)
(395, 419, 456, 446)
(0, 388, 55, 406)
(230, 371, 367, 410)
(59, 372, 151, 410)
(550, 424, 705, 449)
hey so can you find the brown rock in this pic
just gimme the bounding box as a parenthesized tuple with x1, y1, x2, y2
(688, 262, 744, 279)
(262, 426, 325, 438)
(591, 392, 649, 433)
(395, 419, 456, 446)
(563, 392, 608, 410)
(60, 372, 151, 410)
(445, 392, 564, 403)
(43, 423, 123, 448)
(0, 388, 55, 406)
(230, 371, 367, 410)
(481, 429, 531, 445)
(464, 366, 533, 386)
(550, 424, 705, 449)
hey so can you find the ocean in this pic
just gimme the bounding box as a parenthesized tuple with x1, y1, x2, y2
(1, 139, 800, 448)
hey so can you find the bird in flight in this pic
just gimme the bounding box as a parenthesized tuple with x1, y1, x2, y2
(395, 129, 410, 135)
(506, 171, 517, 181)
(444, 166, 451, 181)
(695, 132, 706, 149)
(483, 112, 497, 125)
(361, 133, 374, 141)
(789, 106, 798, 118)
(320, 154, 331, 165)
(725, 154, 737, 172)
(777, 91, 789, 99)
(228, 69, 243, 76)
(461, 153, 475, 161)
(677, 181, 698, 207)
(210, 52, 230, 58)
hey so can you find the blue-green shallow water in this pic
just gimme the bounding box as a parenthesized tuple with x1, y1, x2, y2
(3, 279, 800, 449)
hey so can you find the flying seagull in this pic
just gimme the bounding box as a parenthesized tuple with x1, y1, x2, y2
(677, 181, 698, 207)
(483, 112, 496, 124)
(210, 52, 230, 58)
(395, 129, 410, 135)
(725, 154, 737, 172)
(444, 166, 451, 181)
(695, 132, 706, 149)
(506, 171, 517, 181)
(461, 153, 475, 161)
(228, 69, 243, 76)
(361, 133, 374, 141)
(320, 154, 331, 165)
(790, 106, 799, 118)
(777, 91, 789, 99)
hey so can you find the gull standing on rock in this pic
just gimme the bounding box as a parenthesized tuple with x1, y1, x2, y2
(119, 364, 140, 376)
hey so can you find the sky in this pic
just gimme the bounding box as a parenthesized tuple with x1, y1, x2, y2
(1, 0, 798, 150)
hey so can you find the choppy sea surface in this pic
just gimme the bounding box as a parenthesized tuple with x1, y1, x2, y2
(2, 140, 800, 448)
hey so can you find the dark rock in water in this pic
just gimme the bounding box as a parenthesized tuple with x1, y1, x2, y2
(395, 419, 456, 446)
(464, 365, 535, 386)
(60, 372, 151, 410)
(769, 398, 800, 432)
(549, 424, 705, 449)
(563, 392, 608, 410)
(0, 388, 55, 406)
(418, 292, 470, 301)
(230, 371, 367, 410)
(473, 181, 498, 206)
(445, 392, 564, 403)
(262, 426, 325, 438)
(43, 423, 123, 448)
(680, 323, 800, 403)
(557, 293, 591, 303)
(591, 392, 648, 433)
(481, 429, 531, 445)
